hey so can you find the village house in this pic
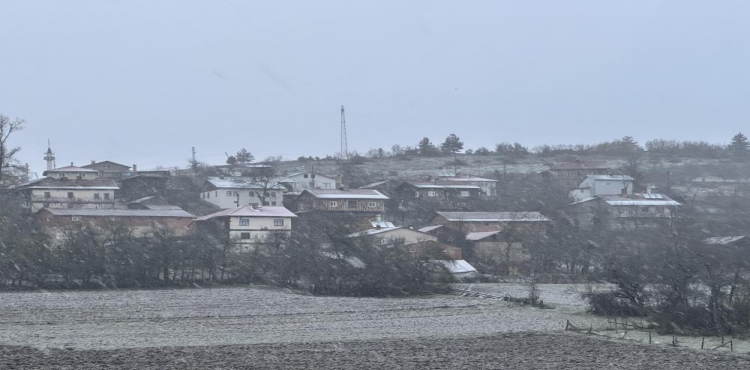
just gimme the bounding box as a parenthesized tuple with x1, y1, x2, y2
(20, 177, 119, 213)
(436, 173, 499, 197)
(397, 181, 483, 200)
(569, 174, 635, 202)
(192, 205, 297, 251)
(81, 160, 132, 178)
(295, 189, 388, 214)
(201, 177, 284, 209)
(42, 165, 98, 180)
(569, 191, 680, 230)
(347, 226, 463, 260)
(543, 160, 610, 188)
(37, 208, 195, 242)
(277, 171, 338, 194)
(116, 174, 169, 200)
(429, 211, 551, 234)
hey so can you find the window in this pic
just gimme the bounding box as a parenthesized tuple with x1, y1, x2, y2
(273, 219, 284, 226)
(43, 203, 50, 208)
(44, 192, 51, 199)
(368, 201, 377, 208)
(207, 192, 210, 199)
(240, 232, 251, 240)
(215, 191, 218, 197)
(415, 191, 420, 197)
(270, 192, 276, 198)
(201, 193, 205, 199)
(271, 201, 277, 206)
(323, 183, 330, 188)
(67, 192, 74, 199)
(239, 218, 250, 226)
(94, 193, 101, 199)
(304, 174, 309, 178)
(227, 191, 233, 196)
(348, 200, 357, 208)
(460, 191, 470, 197)
(329, 201, 338, 207)
(427, 190, 437, 197)
(71, 216, 79, 221)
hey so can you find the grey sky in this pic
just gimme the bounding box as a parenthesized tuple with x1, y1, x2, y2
(2, 1, 749, 176)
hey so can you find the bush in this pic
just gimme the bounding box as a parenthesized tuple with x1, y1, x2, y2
(582, 291, 648, 317)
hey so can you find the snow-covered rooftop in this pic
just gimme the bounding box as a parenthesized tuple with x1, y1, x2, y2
(436, 211, 550, 222)
(418, 225, 443, 233)
(599, 194, 680, 206)
(303, 189, 389, 200)
(347, 227, 403, 237)
(466, 231, 501, 241)
(584, 175, 634, 181)
(437, 176, 498, 182)
(437, 260, 478, 274)
(194, 206, 297, 221)
(410, 184, 481, 189)
(43, 166, 98, 173)
(23, 178, 120, 190)
(40, 209, 195, 218)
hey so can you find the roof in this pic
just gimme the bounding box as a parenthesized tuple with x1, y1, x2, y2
(347, 227, 403, 237)
(583, 175, 635, 182)
(418, 225, 443, 233)
(466, 231, 501, 241)
(435, 211, 550, 222)
(437, 177, 498, 183)
(282, 171, 336, 180)
(302, 189, 389, 200)
(206, 177, 283, 190)
(570, 197, 598, 205)
(22, 177, 120, 190)
(39, 209, 194, 218)
(599, 194, 680, 206)
(360, 181, 389, 189)
(143, 205, 184, 211)
(43, 166, 98, 173)
(549, 161, 609, 171)
(81, 161, 130, 169)
(370, 220, 396, 228)
(193, 206, 297, 221)
(436, 260, 478, 274)
(704, 236, 747, 245)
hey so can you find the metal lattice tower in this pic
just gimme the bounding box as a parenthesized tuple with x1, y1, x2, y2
(340, 105, 348, 160)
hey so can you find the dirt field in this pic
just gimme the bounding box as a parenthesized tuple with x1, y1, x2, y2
(2, 332, 748, 369)
(1, 285, 747, 368)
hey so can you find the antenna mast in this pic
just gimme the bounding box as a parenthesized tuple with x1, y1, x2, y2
(340, 105, 348, 160)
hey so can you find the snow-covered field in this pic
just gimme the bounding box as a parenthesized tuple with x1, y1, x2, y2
(0, 285, 607, 350)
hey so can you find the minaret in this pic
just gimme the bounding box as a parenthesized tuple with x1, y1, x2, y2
(43, 140, 55, 170)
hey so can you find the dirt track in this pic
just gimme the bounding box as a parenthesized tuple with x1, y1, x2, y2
(2, 332, 748, 369)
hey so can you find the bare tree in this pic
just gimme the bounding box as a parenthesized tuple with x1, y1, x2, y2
(0, 115, 24, 186)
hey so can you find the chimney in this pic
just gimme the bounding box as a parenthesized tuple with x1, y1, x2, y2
(70, 162, 74, 167)
(91, 160, 95, 165)
(132, 164, 137, 172)
(376, 214, 382, 222)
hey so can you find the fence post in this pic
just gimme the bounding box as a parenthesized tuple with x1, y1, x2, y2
(649, 332, 652, 344)
(731, 340, 733, 352)
(565, 320, 569, 331)
(701, 337, 704, 350)
(589, 324, 592, 334)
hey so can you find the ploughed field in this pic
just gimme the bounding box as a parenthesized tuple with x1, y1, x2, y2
(1, 285, 747, 369)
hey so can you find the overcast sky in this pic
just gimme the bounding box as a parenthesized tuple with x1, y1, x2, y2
(2, 1, 749, 176)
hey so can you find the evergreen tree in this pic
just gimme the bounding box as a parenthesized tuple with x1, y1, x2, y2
(730, 133, 749, 157)
(441, 133, 464, 156)
(417, 137, 437, 156)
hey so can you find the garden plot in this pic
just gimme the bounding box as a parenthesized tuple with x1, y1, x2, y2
(0, 286, 608, 350)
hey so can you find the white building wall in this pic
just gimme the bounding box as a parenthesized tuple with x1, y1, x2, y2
(578, 178, 633, 196)
(284, 173, 336, 192)
(28, 189, 115, 212)
(201, 188, 284, 209)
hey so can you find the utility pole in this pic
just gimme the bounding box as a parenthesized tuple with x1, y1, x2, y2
(340, 105, 348, 160)
(191, 147, 198, 174)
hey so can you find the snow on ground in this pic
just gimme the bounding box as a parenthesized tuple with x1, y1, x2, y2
(0, 285, 607, 350)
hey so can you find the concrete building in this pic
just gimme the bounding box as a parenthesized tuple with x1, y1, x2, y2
(570, 175, 635, 202)
(544, 160, 609, 188)
(192, 205, 297, 250)
(430, 211, 551, 234)
(37, 208, 195, 242)
(569, 192, 680, 230)
(278, 171, 338, 194)
(20, 177, 119, 213)
(42, 165, 98, 180)
(201, 177, 285, 209)
(296, 189, 388, 214)
(80, 160, 132, 178)
(436, 173, 498, 197)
